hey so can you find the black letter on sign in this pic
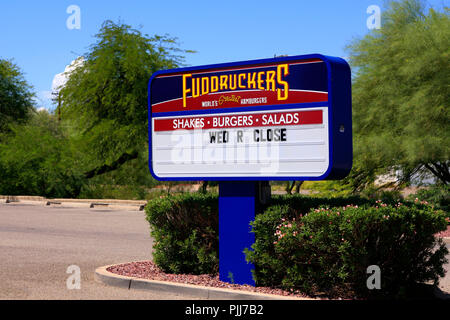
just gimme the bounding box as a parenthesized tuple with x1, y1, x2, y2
(280, 128, 287, 141)
(254, 129, 260, 142)
(210, 132, 216, 143)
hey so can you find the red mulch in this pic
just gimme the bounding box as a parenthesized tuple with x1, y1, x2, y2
(107, 261, 315, 299)
(436, 225, 450, 238)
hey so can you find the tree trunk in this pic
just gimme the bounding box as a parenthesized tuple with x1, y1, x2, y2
(199, 181, 208, 193)
(285, 181, 295, 195)
(295, 181, 304, 193)
(84, 150, 139, 179)
(424, 163, 450, 185)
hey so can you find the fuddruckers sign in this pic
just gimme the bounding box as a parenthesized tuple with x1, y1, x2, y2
(148, 54, 352, 180)
(148, 54, 352, 286)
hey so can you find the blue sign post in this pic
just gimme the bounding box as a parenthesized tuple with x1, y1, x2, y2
(148, 54, 352, 286)
(219, 181, 257, 285)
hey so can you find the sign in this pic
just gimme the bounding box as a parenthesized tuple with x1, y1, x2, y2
(148, 54, 352, 181)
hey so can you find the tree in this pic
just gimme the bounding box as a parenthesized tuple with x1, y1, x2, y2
(346, 0, 449, 187)
(0, 59, 35, 133)
(59, 20, 192, 180)
(0, 111, 84, 198)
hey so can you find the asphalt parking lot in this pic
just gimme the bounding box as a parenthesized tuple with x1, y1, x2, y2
(1, 202, 449, 300)
(0, 203, 200, 299)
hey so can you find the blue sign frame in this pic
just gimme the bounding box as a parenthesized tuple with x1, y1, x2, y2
(148, 53, 352, 181)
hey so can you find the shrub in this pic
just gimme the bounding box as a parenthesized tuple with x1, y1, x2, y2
(244, 194, 374, 288)
(407, 185, 450, 222)
(362, 187, 404, 204)
(246, 199, 449, 298)
(145, 192, 219, 275)
(145, 191, 448, 298)
(267, 194, 375, 212)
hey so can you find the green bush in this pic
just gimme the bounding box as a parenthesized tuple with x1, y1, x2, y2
(246, 199, 449, 298)
(144, 192, 448, 298)
(145, 192, 219, 275)
(407, 185, 450, 221)
(361, 187, 404, 204)
(268, 194, 375, 212)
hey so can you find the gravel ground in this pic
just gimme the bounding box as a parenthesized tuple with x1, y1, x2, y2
(107, 261, 313, 299)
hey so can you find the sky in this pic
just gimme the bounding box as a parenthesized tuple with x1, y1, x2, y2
(0, 0, 447, 110)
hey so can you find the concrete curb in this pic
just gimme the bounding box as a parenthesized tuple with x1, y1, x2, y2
(1, 195, 147, 211)
(0, 195, 46, 203)
(95, 264, 313, 300)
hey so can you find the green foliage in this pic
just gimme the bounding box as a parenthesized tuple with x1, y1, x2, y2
(246, 198, 448, 298)
(346, 0, 450, 187)
(78, 150, 159, 200)
(0, 111, 84, 198)
(407, 185, 450, 220)
(145, 192, 447, 298)
(145, 192, 219, 275)
(244, 194, 374, 287)
(267, 194, 376, 212)
(360, 187, 404, 204)
(302, 181, 354, 198)
(59, 20, 192, 177)
(0, 20, 194, 198)
(0, 59, 35, 133)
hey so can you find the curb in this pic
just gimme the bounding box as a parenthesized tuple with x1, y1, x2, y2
(1, 195, 147, 211)
(95, 264, 313, 300)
